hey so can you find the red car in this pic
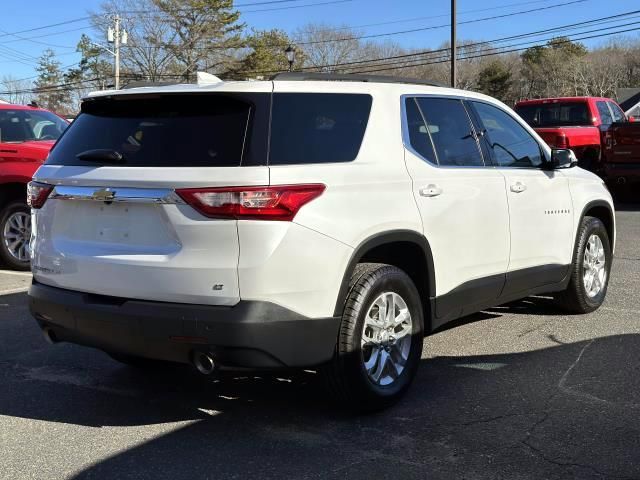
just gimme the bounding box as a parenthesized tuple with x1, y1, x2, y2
(514, 97, 640, 195)
(0, 103, 68, 269)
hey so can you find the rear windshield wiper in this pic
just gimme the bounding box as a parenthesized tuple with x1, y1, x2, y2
(76, 149, 125, 164)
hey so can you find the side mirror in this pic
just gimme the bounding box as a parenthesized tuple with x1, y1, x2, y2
(549, 148, 578, 169)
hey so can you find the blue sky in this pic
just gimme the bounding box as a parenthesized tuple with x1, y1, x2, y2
(1, 0, 639, 81)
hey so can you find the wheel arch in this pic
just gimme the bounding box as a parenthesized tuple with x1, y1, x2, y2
(333, 230, 436, 331)
(0, 182, 28, 207)
(579, 200, 615, 248)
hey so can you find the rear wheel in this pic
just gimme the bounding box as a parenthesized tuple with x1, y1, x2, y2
(324, 263, 424, 412)
(556, 216, 611, 313)
(0, 201, 31, 271)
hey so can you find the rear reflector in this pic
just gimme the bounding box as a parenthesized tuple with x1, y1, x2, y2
(555, 134, 569, 149)
(176, 184, 326, 221)
(27, 182, 53, 209)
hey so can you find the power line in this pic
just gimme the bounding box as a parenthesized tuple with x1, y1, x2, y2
(290, 0, 588, 46)
(119, 0, 352, 15)
(121, 0, 591, 51)
(0, 77, 101, 96)
(350, 25, 640, 74)
(6, 23, 637, 97)
(233, 10, 640, 75)
(319, 0, 594, 33)
(0, 17, 92, 39)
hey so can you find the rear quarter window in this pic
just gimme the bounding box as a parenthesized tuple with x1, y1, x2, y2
(46, 93, 270, 167)
(269, 93, 372, 165)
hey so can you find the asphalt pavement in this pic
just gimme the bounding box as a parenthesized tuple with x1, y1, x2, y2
(0, 207, 639, 480)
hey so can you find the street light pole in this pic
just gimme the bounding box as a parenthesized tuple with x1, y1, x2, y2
(451, 0, 456, 88)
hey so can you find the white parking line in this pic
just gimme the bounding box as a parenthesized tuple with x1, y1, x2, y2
(0, 287, 29, 295)
(0, 270, 32, 277)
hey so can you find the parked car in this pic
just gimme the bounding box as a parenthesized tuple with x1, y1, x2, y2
(0, 103, 68, 269)
(514, 97, 640, 191)
(28, 73, 615, 410)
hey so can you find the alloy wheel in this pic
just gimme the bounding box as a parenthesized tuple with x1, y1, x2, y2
(361, 292, 413, 386)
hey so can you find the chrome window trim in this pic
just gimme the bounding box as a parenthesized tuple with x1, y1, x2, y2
(49, 186, 186, 204)
(400, 94, 488, 169)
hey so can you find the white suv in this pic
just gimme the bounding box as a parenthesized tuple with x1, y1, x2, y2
(28, 73, 615, 410)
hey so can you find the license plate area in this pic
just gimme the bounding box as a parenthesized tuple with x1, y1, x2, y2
(50, 200, 177, 249)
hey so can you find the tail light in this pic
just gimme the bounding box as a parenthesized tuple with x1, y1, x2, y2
(555, 134, 569, 149)
(176, 184, 326, 221)
(27, 182, 53, 209)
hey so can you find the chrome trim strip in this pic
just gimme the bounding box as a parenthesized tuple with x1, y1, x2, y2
(49, 186, 185, 204)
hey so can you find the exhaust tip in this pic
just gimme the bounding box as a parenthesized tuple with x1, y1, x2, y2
(42, 327, 57, 344)
(192, 351, 216, 375)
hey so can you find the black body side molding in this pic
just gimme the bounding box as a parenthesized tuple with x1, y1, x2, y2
(333, 230, 436, 317)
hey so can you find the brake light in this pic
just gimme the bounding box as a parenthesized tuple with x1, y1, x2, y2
(176, 184, 326, 221)
(555, 134, 569, 149)
(27, 182, 53, 209)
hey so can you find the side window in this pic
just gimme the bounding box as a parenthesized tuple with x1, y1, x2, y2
(472, 101, 543, 168)
(269, 93, 372, 165)
(415, 97, 484, 167)
(608, 102, 626, 123)
(596, 101, 613, 125)
(404, 98, 437, 164)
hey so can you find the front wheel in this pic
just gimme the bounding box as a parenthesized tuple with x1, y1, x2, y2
(556, 216, 612, 313)
(0, 201, 31, 271)
(323, 263, 424, 412)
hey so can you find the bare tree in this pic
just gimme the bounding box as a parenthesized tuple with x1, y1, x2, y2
(294, 24, 362, 72)
(92, 0, 181, 82)
(0, 75, 34, 105)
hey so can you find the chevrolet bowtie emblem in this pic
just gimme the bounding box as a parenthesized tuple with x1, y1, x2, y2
(93, 188, 116, 202)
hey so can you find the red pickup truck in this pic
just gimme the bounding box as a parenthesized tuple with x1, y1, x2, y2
(0, 103, 68, 269)
(514, 97, 640, 196)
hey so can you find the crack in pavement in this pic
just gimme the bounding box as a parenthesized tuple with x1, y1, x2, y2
(516, 340, 637, 480)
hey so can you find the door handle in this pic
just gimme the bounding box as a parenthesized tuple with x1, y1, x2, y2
(510, 182, 527, 193)
(419, 184, 442, 197)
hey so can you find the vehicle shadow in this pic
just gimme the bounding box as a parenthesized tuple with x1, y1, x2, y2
(1, 292, 639, 479)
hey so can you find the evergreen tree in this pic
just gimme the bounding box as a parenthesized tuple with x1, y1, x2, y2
(34, 49, 71, 113)
(477, 60, 512, 101)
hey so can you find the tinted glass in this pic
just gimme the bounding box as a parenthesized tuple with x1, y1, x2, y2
(46, 94, 268, 167)
(0, 109, 67, 143)
(269, 93, 372, 165)
(473, 101, 543, 168)
(515, 102, 590, 127)
(596, 101, 613, 125)
(404, 98, 437, 164)
(608, 102, 626, 123)
(415, 97, 483, 167)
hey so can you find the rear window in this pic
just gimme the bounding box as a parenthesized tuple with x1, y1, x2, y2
(515, 102, 591, 127)
(269, 93, 372, 165)
(46, 94, 270, 167)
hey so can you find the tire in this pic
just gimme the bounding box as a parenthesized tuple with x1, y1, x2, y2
(556, 216, 612, 313)
(323, 263, 424, 412)
(0, 201, 31, 271)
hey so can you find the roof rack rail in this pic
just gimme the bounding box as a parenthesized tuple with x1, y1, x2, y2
(271, 72, 447, 88)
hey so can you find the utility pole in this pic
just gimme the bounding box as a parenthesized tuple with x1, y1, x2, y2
(107, 15, 127, 89)
(451, 0, 456, 88)
(114, 15, 120, 90)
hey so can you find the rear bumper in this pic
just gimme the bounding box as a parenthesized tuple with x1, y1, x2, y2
(29, 281, 341, 369)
